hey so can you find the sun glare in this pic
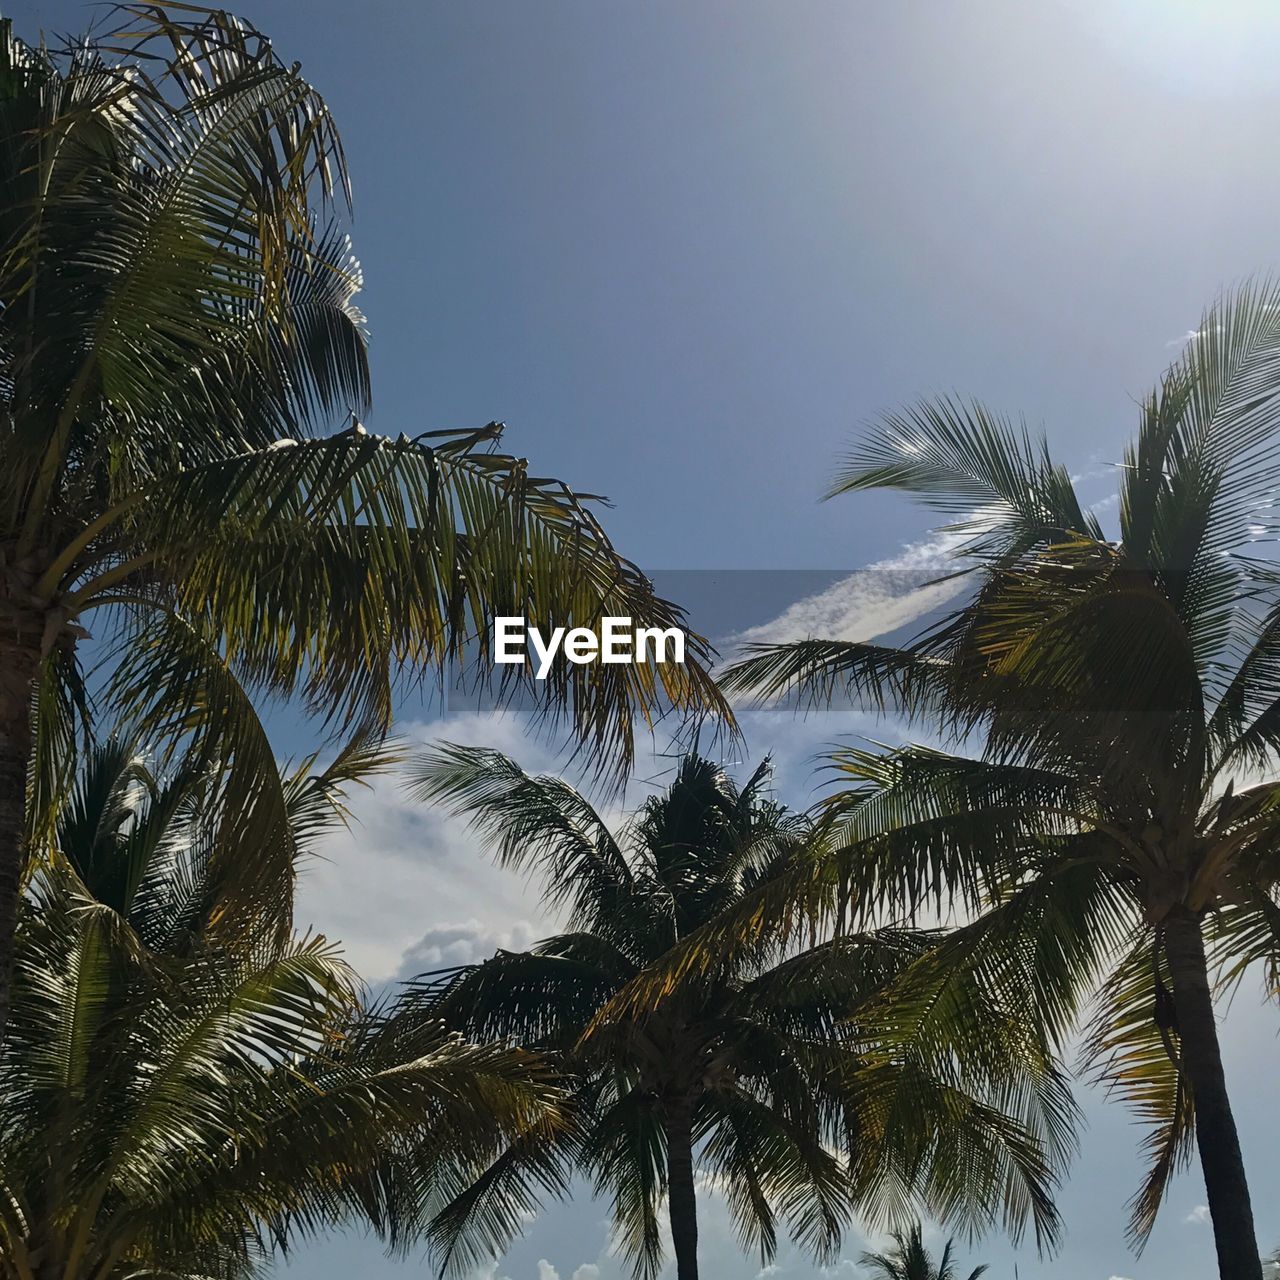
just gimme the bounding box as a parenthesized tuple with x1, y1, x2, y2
(1073, 0, 1280, 94)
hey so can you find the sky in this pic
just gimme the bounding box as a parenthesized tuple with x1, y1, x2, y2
(9, 0, 1280, 1276)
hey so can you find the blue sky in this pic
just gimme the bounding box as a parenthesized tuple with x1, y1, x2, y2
(11, 0, 1280, 1276)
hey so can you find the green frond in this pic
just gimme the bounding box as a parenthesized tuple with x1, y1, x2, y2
(860, 1223, 988, 1280)
(106, 611, 298, 950)
(2, 849, 567, 1279)
(75, 426, 730, 781)
(700, 1086, 850, 1266)
(28, 642, 92, 848)
(281, 729, 404, 855)
(423, 1105, 580, 1278)
(819, 745, 1083, 921)
(828, 395, 1101, 554)
(406, 743, 635, 928)
(1209, 888, 1280, 1003)
(1079, 938, 1195, 1246)
(1132, 281, 1280, 569)
(847, 1057, 1063, 1252)
(403, 944, 628, 1050)
(403, 750, 1077, 1275)
(868, 848, 1134, 1070)
(584, 1090, 667, 1280)
(720, 639, 946, 721)
(1207, 598, 1280, 772)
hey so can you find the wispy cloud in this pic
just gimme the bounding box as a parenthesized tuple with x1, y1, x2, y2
(1185, 1204, 1211, 1224)
(1166, 322, 1224, 348)
(727, 529, 969, 656)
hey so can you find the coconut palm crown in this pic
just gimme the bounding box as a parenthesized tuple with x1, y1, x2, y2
(0, 734, 564, 1280)
(724, 282, 1280, 1280)
(400, 746, 1074, 1280)
(859, 1222, 987, 1280)
(0, 5, 728, 1039)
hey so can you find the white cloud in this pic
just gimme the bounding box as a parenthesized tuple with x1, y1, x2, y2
(462, 1263, 511, 1280)
(1185, 1203, 1211, 1224)
(293, 673, 938, 988)
(1109, 1274, 1135, 1280)
(295, 520, 1004, 986)
(295, 710, 565, 982)
(1166, 322, 1223, 348)
(295, 708, 687, 985)
(461, 1262, 604, 1280)
(726, 528, 970, 670)
(533, 1262, 603, 1280)
(295, 688, 871, 985)
(396, 918, 540, 979)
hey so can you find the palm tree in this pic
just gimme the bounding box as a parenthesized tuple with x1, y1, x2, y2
(723, 282, 1280, 1280)
(401, 746, 1073, 1280)
(859, 1223, 987, 1280)
(0, 733, 563, 1280)
(0, 6, 727, 1038)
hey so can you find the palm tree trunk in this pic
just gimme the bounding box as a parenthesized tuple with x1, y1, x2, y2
(0, 629, 38, 1041)
(1164, 909, 1261, 1280)
(664, 1095, 699, 1280)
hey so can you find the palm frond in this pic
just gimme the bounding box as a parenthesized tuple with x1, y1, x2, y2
(829, 396, 1101, 555)
(1079, 937, 1195, 1246)
(406, 743, 636, 927)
